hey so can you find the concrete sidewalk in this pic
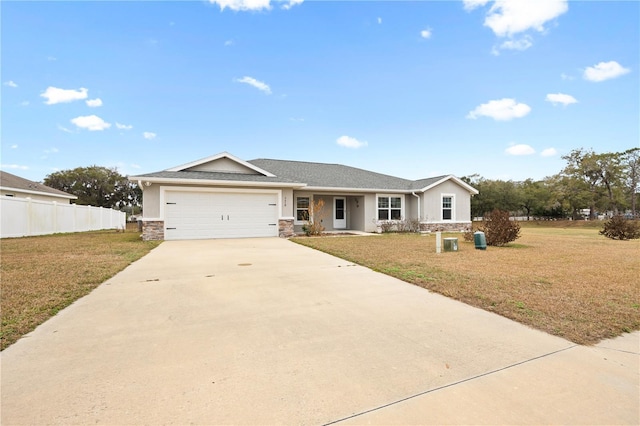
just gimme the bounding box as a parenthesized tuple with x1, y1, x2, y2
(1, 238, 638, 425)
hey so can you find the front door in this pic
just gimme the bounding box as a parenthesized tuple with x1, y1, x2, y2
(333, 197, 346, 229)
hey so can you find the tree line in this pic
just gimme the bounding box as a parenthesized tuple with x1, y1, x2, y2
(462, 147, 639, 220)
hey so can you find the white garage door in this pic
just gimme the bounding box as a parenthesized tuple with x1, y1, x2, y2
(164, 191, 278, 240)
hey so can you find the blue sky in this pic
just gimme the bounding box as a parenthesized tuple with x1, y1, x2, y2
(2, 0, 638, 183)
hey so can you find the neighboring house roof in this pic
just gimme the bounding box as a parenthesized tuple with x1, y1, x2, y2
(130, 152, 478, 194)
(0, 170, 78, 200)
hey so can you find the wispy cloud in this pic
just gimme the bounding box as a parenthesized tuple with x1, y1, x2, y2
(583, 61, 630, 82)
(377, 17, 382, 24)
(467, 98, 531, 121)
(336, 135, 368, 149)
(10, 144, 18, 149)
(4, 80, 18, 88)
(86, 98, 103, 107)
(505, 144, 535, 156)
(545, 93, 577, 106)
(41, 87, 88, 105)
(57, 125, 76, 134)
(0, 164, 29, 170)
(541, 148, 557, 157)
(281, 0, 303, 10)
(208, 0, 303, 12)
(70, 115, 111, 131)
(143, 132, 157, 140)
(234, 76, 272, 94)
(420, 28, 432, 39)
(116, 122, 133, 130)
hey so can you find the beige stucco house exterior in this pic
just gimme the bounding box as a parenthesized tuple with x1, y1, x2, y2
(130, 152, 478, 241)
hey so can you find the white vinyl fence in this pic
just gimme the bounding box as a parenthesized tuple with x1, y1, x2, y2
(1, 197, 126, 238)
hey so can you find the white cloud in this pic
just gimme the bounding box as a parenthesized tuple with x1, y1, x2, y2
(131, 164, 142, 169)
(545, 93, 577, 106)
(467, 0, 567, 54)
(0, 164, 29, 170)
(506, 144, 535, 156)
(10, 144, 18, 149)
(70, 115, 111, 131)
(235, 76, 272, 94)
(466, 98, 531, 121)
(420, 28, 432, 39)
(4, 80, 18, 88)
(377, 17, 382, 24)
(541, 148, 557, 157)
(41, 87, 88, 105)
(143, 132, 157, 140)
(583, 61, 630, 82)
(86, 98, 103, 107)
(43, 147, 59, 154)
(281, 0, 303, 10)
(47, 56, 57, 61)
(224, 39, 234, 46)
(560, 73, 574, 81)
(483, 0, 568, 37)
(20, 101, 30, 107)
(209, 0, 271, 11)
(336, 135, 368, 149)
(116, 122, 133, 130)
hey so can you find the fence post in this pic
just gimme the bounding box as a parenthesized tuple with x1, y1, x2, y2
(52, 201, 58, 234)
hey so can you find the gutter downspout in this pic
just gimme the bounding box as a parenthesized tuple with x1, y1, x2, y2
(412, 191, 421, 221)
(137, 180, 144, 191)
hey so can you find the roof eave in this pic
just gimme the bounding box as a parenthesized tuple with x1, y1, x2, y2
(302, 185, 412, 193)
(129, 176, 306, 189)
(0, 186, 78, 199)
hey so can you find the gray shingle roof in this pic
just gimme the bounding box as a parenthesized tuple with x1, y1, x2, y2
(132, 156, 464, 193)
(248, 159, 421, 190)
(0, 170, 77, 198)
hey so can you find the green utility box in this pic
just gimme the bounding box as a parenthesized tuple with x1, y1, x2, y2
(474, 231, 487, 250)
(443, 237, 458, 252)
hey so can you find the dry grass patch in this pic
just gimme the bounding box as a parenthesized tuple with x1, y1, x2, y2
(293, 225, 639, 345)
(1, 229, 160, 350)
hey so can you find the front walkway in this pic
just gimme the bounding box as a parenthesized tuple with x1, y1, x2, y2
(2, 238, 638, 425)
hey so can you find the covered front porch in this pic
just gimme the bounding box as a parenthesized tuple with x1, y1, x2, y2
(293, 193, 367, 234)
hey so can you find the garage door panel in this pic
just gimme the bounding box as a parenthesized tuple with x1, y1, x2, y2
(164, 191, 278, 240)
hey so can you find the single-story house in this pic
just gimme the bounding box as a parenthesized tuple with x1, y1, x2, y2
(0, 170, 77, 203)
(129, 152, 478, 241)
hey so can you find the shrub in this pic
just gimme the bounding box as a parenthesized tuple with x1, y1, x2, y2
(599, 215, 640, 240)
(478, 209, 521, 246)
(378, 219, 420, 233)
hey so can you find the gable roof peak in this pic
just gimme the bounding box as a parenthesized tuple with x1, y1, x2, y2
(166, 152, 275, 177)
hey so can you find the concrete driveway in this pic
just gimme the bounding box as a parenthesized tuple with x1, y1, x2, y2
(2, 238, 638, 425)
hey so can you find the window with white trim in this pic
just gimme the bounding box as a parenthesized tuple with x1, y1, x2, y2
(378, 196, 402, 220)
(296, 196, 310, 222)
(442, 195, 453, 220)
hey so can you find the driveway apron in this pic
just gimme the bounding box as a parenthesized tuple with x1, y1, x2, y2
(2, 238, 638, 425)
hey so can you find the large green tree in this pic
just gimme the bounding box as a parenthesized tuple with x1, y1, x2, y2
(621, 148, 640, 216)
(44, 166, 141, 210)
(559, 149, 625, 218)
